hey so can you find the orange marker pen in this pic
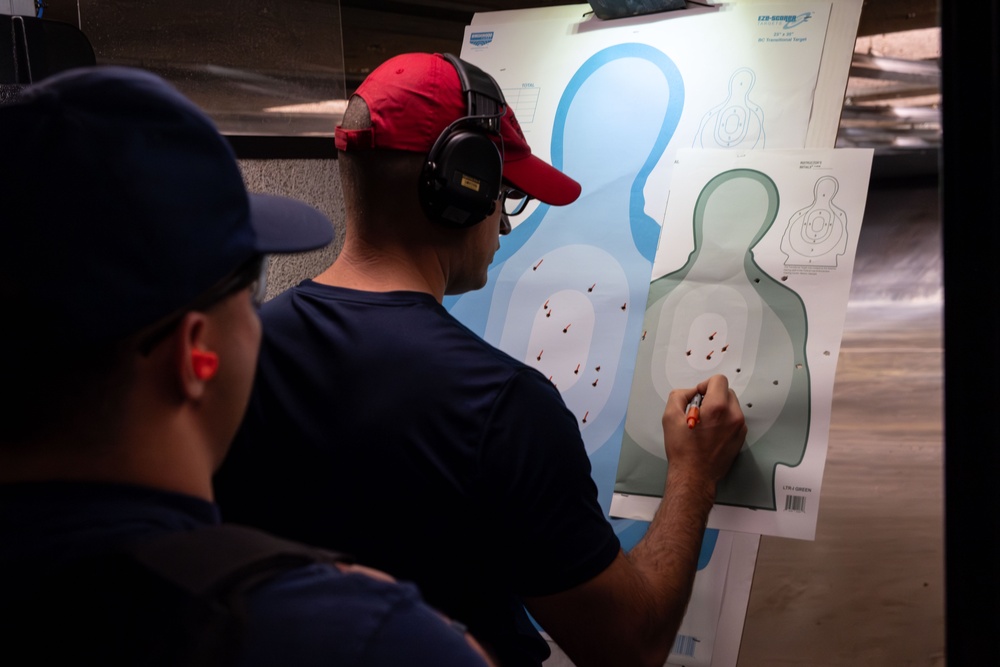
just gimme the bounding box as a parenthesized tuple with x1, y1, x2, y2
(685, 393, 703, 429)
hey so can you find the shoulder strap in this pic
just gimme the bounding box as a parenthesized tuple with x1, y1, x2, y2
(124, 523, 350, 600)
(0, 524, 351, 667)
(134, 524, 352, 667)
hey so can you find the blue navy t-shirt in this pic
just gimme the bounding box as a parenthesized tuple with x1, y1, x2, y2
(215, 283, 621, 666)
(0, 481, 488, 667)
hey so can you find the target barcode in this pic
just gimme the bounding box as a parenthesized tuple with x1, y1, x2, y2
(672, 634, 698, 657)
(784, 494, 807, 512)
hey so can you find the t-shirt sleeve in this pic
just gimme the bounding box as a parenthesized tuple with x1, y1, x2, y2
(477, 369, 621, 598)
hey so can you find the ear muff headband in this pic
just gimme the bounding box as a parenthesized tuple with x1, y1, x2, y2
(419, 54, 507, 228)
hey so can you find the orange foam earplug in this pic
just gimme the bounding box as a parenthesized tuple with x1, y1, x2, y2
(191, 349, 219, 380)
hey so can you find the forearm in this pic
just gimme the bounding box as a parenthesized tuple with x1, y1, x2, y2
(526, 469, 720, 667)
(527, 377, 744, 667)
(625, 466, 718, 660)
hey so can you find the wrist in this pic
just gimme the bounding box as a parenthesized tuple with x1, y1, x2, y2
(665, 464, 717, 505)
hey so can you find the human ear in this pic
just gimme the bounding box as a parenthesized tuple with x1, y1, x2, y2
(175, 312, 216, 400)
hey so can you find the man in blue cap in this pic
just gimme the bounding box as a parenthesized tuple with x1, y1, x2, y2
(0, 66, 492, 667)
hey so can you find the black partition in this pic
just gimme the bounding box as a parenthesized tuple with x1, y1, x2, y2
(941, 3, 1000, 664)
(0, 14, 96, 84)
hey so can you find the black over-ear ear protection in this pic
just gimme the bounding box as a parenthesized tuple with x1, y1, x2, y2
(419, 53, 506, 229)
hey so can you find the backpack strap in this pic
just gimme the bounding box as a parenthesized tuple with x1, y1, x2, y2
(127, 524, 353, 666)
(1, 524, 351, 667)
(125, 523, 350, 600)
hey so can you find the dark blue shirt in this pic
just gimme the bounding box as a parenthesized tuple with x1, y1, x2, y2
(215, 284, 621, 666)
(0, 481, 489, 666)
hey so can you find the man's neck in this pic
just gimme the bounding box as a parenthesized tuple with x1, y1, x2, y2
(314, 240, 447, 302)
(0, 408, 219, 502)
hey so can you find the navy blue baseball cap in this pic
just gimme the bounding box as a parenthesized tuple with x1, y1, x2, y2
(0, 66, 334, 345)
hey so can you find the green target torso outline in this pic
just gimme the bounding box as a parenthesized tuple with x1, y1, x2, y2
(617, 168, 811, 511)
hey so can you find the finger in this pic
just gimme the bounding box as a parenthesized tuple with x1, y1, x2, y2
(667, 386, 697, 413)
(697, 374, 730, 399)
(337, 563, 397, 583)
(728, 387, 741, 408)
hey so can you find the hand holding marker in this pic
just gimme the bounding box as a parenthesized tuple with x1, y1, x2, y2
(685, 394, 703, 429)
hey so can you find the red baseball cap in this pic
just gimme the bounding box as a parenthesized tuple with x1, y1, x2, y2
(335, 52, 581, 207)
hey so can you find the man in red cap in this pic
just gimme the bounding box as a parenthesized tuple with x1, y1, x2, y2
(216, 52, 745, 667)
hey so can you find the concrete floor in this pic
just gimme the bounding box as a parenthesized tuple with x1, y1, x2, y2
(739, 311, 943, 665)
(738, 179, 943, 666)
